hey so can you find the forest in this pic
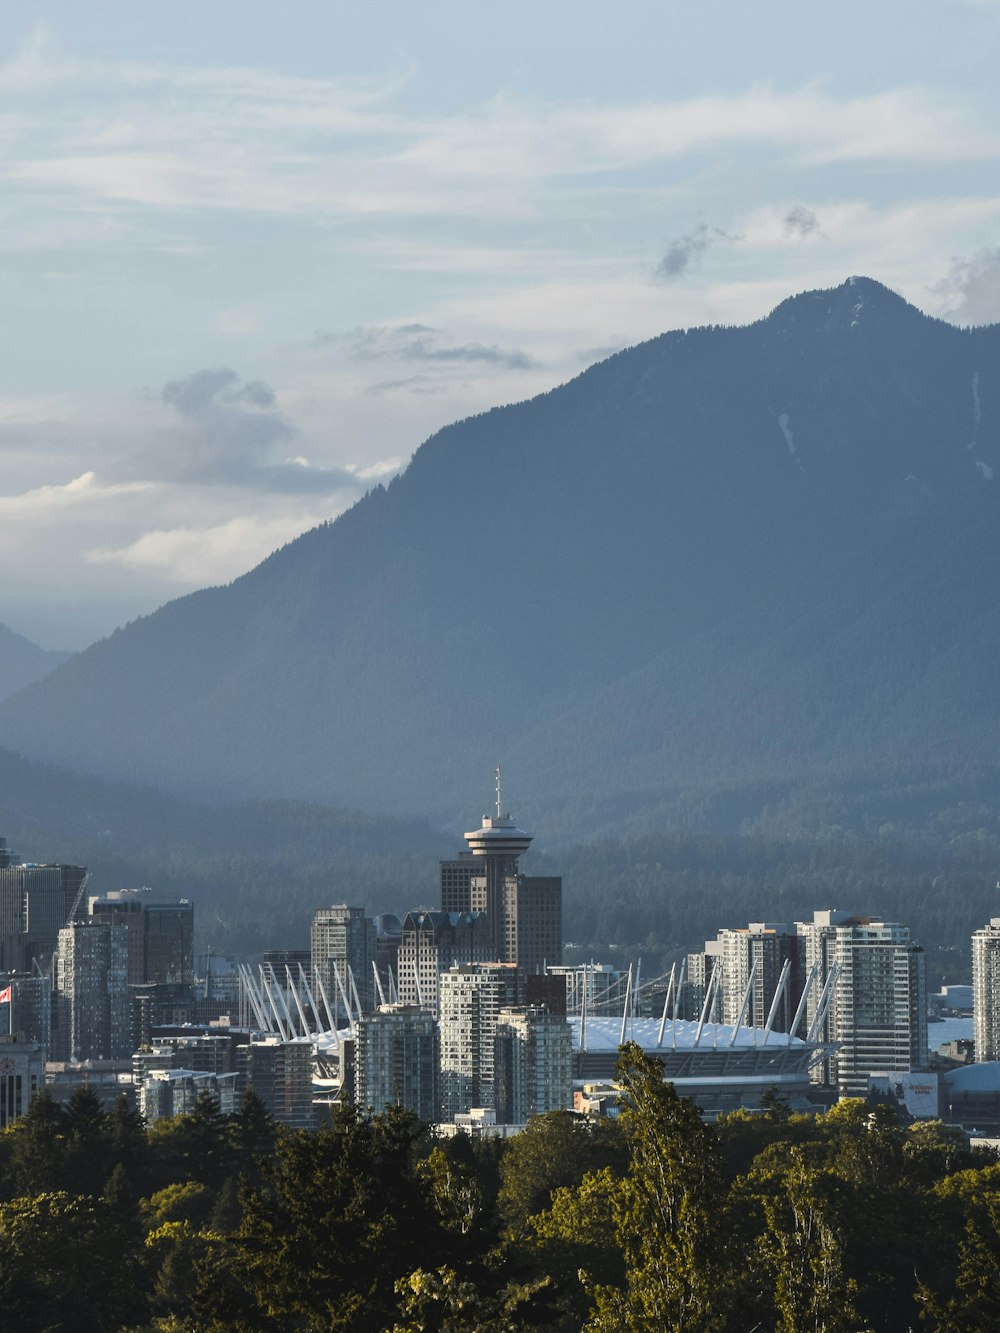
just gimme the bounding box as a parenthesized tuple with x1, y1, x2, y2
(3, 1045, 1000, 1331)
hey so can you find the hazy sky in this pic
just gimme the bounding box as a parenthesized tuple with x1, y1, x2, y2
(2, 1, 999, 648)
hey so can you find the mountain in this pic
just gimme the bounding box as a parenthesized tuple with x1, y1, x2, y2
(0, 624, 71, 702)
(0, 743, 449, 955)
(3, 277, 1000, 834)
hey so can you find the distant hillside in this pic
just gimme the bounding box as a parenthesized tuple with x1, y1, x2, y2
(3, 277, 1000, 838)
(0, 745, 448, 956)
(0, 624, 70, 701)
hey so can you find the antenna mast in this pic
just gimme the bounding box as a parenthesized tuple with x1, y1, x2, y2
(495, 765, 502, 818)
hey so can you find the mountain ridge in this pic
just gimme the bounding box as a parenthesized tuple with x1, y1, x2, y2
(3, 276, 1000, 833)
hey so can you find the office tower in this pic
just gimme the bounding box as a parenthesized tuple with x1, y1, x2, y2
(438, 962, 522, 1121)
(494, 1006, 572, 1123)
(0, 1034, 45, 1128)
(796, 910, 927, 1097)
(397, 910, 492, 1015)
(0, 860, 85, 974)
(237, 1037, 315, 1129)
(90, 888, 194, 986)
(442, 784, 563, 974)
(354, 1004, 439, 1121)
(973, 918, 1000, 1062)
(715, 923, 802, 1031)
(0, 835, 14, 868)
(52, 921, 131, 1062)
(311, 905, 375, 1020)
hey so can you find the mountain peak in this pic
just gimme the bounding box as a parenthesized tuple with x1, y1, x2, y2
(765, 276, 925, 336)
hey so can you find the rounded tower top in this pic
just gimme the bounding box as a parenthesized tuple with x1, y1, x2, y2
(464, 814, 533, 860)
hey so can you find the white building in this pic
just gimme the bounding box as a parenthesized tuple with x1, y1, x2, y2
(438, 963, 521, 1120)
(972, 919, 1000, 1062)
(797, 910, 927, 1098)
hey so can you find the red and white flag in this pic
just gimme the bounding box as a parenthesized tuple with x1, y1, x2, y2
(0, 985, 11, 1004)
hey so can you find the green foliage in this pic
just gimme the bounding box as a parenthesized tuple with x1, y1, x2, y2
(497, 1109, 627, 1233)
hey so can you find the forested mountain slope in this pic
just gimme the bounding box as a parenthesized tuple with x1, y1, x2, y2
(0, 623, 70, 701)
(2, 277, 999, 835)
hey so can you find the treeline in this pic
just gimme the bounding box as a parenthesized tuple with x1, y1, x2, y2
(2, 1050, 1000, 1330)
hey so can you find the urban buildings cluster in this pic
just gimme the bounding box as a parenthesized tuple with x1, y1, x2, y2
(7, 799, 1000, 1139)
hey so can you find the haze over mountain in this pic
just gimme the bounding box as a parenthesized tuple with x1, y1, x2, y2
(0, 624, 71, 702)
(3, 277, 999, 836)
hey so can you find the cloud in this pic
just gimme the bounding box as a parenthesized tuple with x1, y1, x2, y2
(655, 224, 740, 280)
(339, 324, 539, 371)
(934, 247, 1000, 325)
(86, 513, 326, 583)
(127, 367, 356, 493)
(783, 205, 822, 239)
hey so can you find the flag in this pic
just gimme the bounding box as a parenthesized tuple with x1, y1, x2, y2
(0, 985, 10, 1004)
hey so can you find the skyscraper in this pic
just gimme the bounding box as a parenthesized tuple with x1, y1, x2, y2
(973, 918, 1000, 1062)
(716, 923, 802, 1031)
(311, 905, 375, 1020)
(53, 921, 131, 1062)
(396, 910, 492, 1016)
(0, 857, 86, 974)
(797, 910, 927, 1097)
(355, 1004, 439, 1121)
(438, 962, 522, 1121)
(494, 1005, 572, 1123)
(441, 777, 562, 974)
(89, 888, 195, 986)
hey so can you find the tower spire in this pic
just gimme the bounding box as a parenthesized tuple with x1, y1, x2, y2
(495, 765, 502, 819)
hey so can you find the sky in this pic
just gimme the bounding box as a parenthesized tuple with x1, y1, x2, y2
(1, 1, 999, 648)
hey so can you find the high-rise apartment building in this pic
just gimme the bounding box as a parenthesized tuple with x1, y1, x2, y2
(716, 923, 802, 1031)
(438, 962, 522, 1120)
(797, 910, 927, 1097)
(237, 1037, 315, 1130)
(53, 921, 131, 1062)
(397, 910, 492, 1015)
(311, 905, 375, 1020)
(494, 1006, 572, 1123)
(973, 918, 1000, 1062)
(355, 1004, 439, 1122)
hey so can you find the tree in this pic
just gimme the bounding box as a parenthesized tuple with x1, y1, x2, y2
(0, 1191, 141, 1331)
(497, 1110, 626, 1233)
(237, 1105, 448, 1330)
(585, 1043, 733, 1332)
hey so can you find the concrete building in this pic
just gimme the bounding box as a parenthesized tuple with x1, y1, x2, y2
(237, 1036, 315, 1130)
(311, 905, 375, 1021)
(716, 923, 802, 1032)
(438, 962, 522, 1121)
(797, 910, 927, 1098)
(973, 918, 1000, 1062)
(140, 1068, 239, 1121)
(397, 909, 492, 1015)
(354, 1004, 439, 1121)
(53, 921, 131, 1062)
(89, 888, 194, 986)
(0, 1033, 45, 1128)
(494, 1005, 572, 1123)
